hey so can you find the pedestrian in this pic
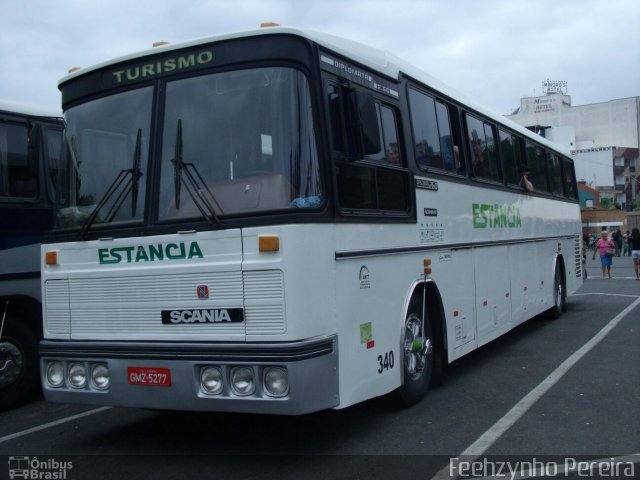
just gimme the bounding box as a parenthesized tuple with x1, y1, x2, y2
(592, 230, 615, 279)
(623, 230, 631, 256)
(630, 228, 640, 280)
(611, 229, 622, 256)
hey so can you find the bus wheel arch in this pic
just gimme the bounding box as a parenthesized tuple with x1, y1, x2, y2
(548, 255, 567, 319)
(395, 280, 446, 406)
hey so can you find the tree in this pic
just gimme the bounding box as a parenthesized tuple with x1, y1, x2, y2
(598, 198, 614, 209)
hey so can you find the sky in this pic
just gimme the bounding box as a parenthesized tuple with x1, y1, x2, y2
(1, 0, 639, 116)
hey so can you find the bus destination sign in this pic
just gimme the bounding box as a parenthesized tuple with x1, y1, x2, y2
(102, 49, 216, 88)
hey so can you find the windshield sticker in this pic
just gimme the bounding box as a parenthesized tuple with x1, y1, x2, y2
(98, 241, 204, 264)
(360, 322, 375, 349)
(472, 203, 522, 229)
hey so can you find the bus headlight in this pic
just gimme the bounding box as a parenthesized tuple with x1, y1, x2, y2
(91, 364, 110, 390)
(200, 366, 223, 395)
(230, 367, 255, 396)
(46, 362, 65, 388)
(68, 363, 87, 388)
(264, 367, 288, 397)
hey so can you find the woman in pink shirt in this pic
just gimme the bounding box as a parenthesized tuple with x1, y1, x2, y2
(591, 230, 615, 279)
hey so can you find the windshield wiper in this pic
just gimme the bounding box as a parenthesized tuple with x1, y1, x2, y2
(77, 129, 143, 239)
(171, 119, 223, 227)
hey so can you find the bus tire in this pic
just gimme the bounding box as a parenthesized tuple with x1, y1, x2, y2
(0, 317, 40, 410)
(547, 264, 565, 320)
(395, 297, 434, 407)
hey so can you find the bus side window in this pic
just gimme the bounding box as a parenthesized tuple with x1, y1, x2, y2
(328, 83, 382, 161)
(499, 129, 521, 186)
(446, 104, 465, 175)
(525, 142, 549, 193)
(547, 152, 563, 196)
(327, 83, 347, 157)
(466, 114, 501, 182)
(409, 88, 458, 174)
(409, 88, 440, 170)
(562, 158, 578, 200)
(331, 84, 410, 214)
(0, 121, 36, 199)
(44, 125, 63, 203)
(367, 103, 402, 165)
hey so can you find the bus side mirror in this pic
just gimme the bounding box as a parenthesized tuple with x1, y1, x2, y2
(352, 91, 381, 157)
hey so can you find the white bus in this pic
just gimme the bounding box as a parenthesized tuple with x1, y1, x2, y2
(40, 26, 582, 414)
(1, 100, 63, 410)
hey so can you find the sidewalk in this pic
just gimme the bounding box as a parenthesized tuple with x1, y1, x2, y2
(584, 249, 640, 280)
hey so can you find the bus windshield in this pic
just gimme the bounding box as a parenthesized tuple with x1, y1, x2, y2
(159, 67, 322, 220)
(56, 87, 152, 229)
(54, 66, 322, 231)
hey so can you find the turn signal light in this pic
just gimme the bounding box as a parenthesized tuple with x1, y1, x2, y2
(259, 235, 280, 253)
(423, 258, 432, 275)
(45, 251, 58, 265)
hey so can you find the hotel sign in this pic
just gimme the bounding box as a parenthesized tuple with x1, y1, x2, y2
(542, 79, 568, 94)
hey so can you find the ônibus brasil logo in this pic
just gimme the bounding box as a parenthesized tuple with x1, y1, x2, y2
(98, 241, 203, 264)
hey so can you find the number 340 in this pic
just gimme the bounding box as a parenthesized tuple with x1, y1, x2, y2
(377, 350, 394, 374)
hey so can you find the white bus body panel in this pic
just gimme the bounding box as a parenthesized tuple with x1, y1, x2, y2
(41, 176, 582, 410)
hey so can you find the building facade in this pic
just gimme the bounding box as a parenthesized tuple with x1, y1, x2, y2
(507, 93, 640, 209)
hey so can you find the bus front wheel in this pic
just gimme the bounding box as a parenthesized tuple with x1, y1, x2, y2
(0, 317, 40, 410)
(396, 299, 434, 406)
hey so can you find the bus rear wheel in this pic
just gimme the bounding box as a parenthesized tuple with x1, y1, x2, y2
(547, 265, 565, 320)
(396, 300, 433, 406)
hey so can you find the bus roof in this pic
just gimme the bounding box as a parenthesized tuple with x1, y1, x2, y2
(58, 25, 572, 157)
(0, 99, 62, 118)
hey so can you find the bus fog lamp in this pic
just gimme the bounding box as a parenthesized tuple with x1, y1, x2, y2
(46, 362, 65, 388)
(264, 367, 288, 397)
(91, 364, 110, 390)
(68, 363, 87, 388)
(231, 367, 255, 396)
(200, 366, 223, 395)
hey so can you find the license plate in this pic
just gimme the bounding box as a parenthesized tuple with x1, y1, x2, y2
(127, 366, 171, 387)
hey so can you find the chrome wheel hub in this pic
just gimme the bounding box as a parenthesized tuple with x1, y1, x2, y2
(403, 313, 432, 380)
(0, 341, 23, 389)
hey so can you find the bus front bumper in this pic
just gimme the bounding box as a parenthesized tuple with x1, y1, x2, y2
(40, 335, 339, 415)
